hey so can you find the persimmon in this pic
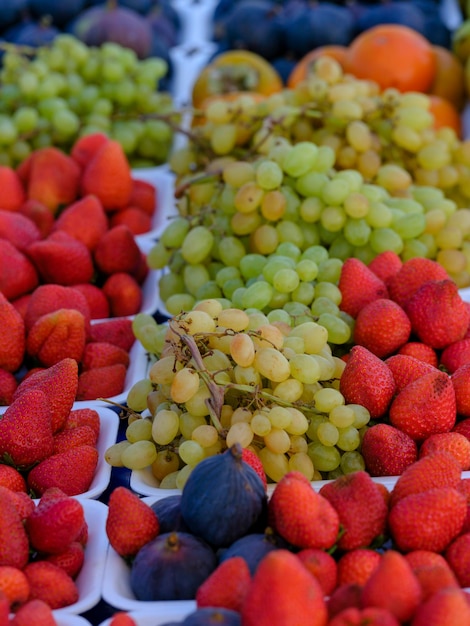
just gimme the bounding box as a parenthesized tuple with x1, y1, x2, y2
(428, 95, 462, 137)
(428, 45, 466, 112)
(287, 45, 349, 88)
(345, 24, 436, 93)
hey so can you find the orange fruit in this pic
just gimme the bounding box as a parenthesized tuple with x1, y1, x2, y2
(428, 95, 462, 137)
(345, 24, 436, 93)
(428, 45, 466, 111)
(287, 45, 349, 88)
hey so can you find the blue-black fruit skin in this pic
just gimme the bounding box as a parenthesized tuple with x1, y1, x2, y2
(28, 0, 87, 27)
(182, 607, 242, 626)
(218, 532, 282, 575)
(271, 56, 297, 85)
(150, 494, 190, 534)
(3, 20, 60, 47)
(355, 2, 427, 36)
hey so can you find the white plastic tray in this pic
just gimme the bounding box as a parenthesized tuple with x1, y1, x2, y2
(98, 612, 191, 626)
(55, 617, 93, 626)
(53, 498, 109, 616)
(169, 41, 218, 107)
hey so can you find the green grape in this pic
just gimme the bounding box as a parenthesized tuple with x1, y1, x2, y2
(307, 441, 341, 472)
(126, 418, 153, 443)
(183, 264, 211, 297)
(166, 294, 196, 316)
(241, 281, 273, 309)
(339, 450, 366, 474)
(179, 440, 205, 466)
(218, 236, 246, 267)
(311, 296, 339, 317)
(343, 218, 371, 247)
(256, 159, 284, 190)
(127, 379, 154, 412)
(317, 312, 352, 345)
(282, 141, 319, 177)
(336, 426, 361, 451)
(273, 268, 300, 293)
(369, 227, 404, 255)
(13, 107, 39, 133)
(239, 254, 267, 280)
(121, 440, 157, 470)
(152, 409, 180, 445)
(181, 226, 214, 264)
(317, 421, 339, 446)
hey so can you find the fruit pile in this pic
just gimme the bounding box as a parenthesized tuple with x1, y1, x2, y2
(103, 444, 470, 625)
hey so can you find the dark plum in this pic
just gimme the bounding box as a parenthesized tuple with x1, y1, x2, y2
(212, 0, 237, 41)
(115, 0, 154, 14)
(182, 608, 241, 626)
(218, 531, 283, 575)
(284, 2, 356, 59)
(150, 495, 190, 533)
(147, 6, 180, 48)
(0, 0, 29, 33)
(130, 531, 217, 601)
(271, 56, 297, 85)
(3, 19, 60, 47)
(355, 2, 427, 36)
(28, 0, 87, 27)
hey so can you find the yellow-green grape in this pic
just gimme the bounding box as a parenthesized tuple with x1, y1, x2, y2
(289, 321, 329, 354)
(251, 412, 272, 437)
(121, 440, 157, 470)
(105, 440, 131, 467)
(231, 407, 253, 424)
(178, 440, 205, 466)
(329, 404, 355, 428)
(264, 427, 291, 454)
(336, 426, 361, 451)
(285, 407, 309, 436)
(314, 387, 345, 412)
(126, 418, 153, 443)
(340, 450, 366, 474)
(179, 309, 217, 334)
(191, 424, 219, 448)
(149, 356, 181, 386)
(184, 385, 212, 417)
(288, 452, 315, 480)
(289, 353, 322, 384)
(259, 447, 289, 482)
(307, 441, 341, 472)
(267, 406, 292, 429)
(317, 421, 339, 447)
(175, 464, 193, 490)
(230, 333, 255, 367)
(254, 347, 291, 382)
(170, 368, 200, 404)
(127, 378, 154, 413)
(349, 404, 371, 428)
(272, 378, 304, 403)
(152, 409, 180, 445)
(226, 421, 254, 448)
(151, 450, 180, 481)
(179, 412, 208, 439)
(160, 471, 179, 489)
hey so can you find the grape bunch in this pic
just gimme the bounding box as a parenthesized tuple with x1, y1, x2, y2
(0, 34, 178, 168)
(105, 303, 371, 488)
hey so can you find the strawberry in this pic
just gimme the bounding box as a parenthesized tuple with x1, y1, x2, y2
(26, 308, 86, 367)
(72, 283, 110, 320)
(23, 561, 79, 609)
(109, 206, 152, 235)
(360, 550, 422, 622)
(367, 250, 403, 284)
(268, 471, 340, 550)
(27, 231, 95, 286)
(0, 388, 53, 467)
(88, 317, 135, 351)
(389, 486, 467, 553)
(13, 358, 79, 433)
(10, 598, 58, 626)
(389, 369, 456, 440)
(24, 284, 91, 333)
(26, 494, 86, 554)
(328, 607, 400, 626)
(0, 209, 41, 252)
(241, 549, 328, 626)
(27, 444, 99, 497)
(411, 587, 470, 626)
(405, 550, 459, 600)
(21, 147, 81, 215)
(101, 272, 143, 317)
(445, 532, 470, 587)
(0, 565, 29, 609)
(63, 408, 100, 439)
(0, 166, 26, 212)
(11, 294, 30, 320)
(0, 491, 29, 569)
(70, 132, 109, 170)
(0, 368, 18, 404)
(106, 486, 159, 558)
(353, 298, 411, 358)
(242, 448, 268, 490)
(397, 342, 438, 367)
(337, 549, 382, 587)
(390, 451, 462, 507)
(451, 363, 470, 417)
(404, 279, 470, 349)
(385, 354, 436, 393)
(338, 257, 388, 318)
(327, 583, 363, 620)
(419, 431, 470, 470)
(440, 337, 470, 373)
(53, 424, 97, 454)
(44, 541, 85, 579)
(76, 363, 127, 401)
(387, 256, 450, 307)
(0, 238, 38, 301)
(453, 417, 470, 438)
(196, 556, 251, 612)
(0, 292, 25, 373)
(361, 424, 418, 476)
(131, 250, 149, 285)
(319, 471, 388, 550)
(19, 199, 54, 238)
(0, 465, 26, 492)
(93, 224, 141, 275)
(107, 613, 138, 626)
(80, 139, 133, 210)
(0, 486, 35, 521)
(339, 346, 396, 418)
(296, 548, 338, 595)
(52, 194, 108, 251)
(82, 341, 130, 371)
(128, 177, 156, 216)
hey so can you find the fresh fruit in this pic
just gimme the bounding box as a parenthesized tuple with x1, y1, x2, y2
(26, 308, 86, 367)
(338, 258, 388, 318)
(410, 587, 470, 626)
(76, 363, 127, 401)
(405, 550, 460, 600)
(52, 194, 108, 251)
(0, 291, 25, 373)
(336, 549, 382, 587)
(361, 424, 418, 477)
(23, 561, 78, 609)
(385, 354, 436, 394)
(352, 298, 411, 358)
(296, 548, 338, 596)
(0, 493, 29, 569)
(386, 257, 450, 308)
(419, 432, 470, 470)
(195, 556, 251, 612)
(445, 532, 470, 587)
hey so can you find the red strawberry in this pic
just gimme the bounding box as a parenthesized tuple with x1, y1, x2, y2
(72, 283, 110, 319)
(0, 166, 26, 212)
(107, 613, 138, 626)
(268, 471, 340, 550)
(390, 451, 462, 506)
(387, 256, 450, 307)
(385, 354, 436, 394)
(404, 279, 470, 349)
(76, 363, 127, 401)
(389, 486, 467, 552)
(0, 388, 53, 467)
(328, 607, 400, 626)
(339, 346, 396, 418)
(405, 550, 459, 600)
(419, 432, 470, 469)
(27, 444, 99, 497)
(390, 369, 456, 440)
(52, 194, 108, 251)
(23, 561, 79, 609)
(445, 532, 470, 587)
(0, 465, 26, 492)
(24, 284, 91, 333)
(337, 549, 382, 587)
(0, 564, 30, 608)
(0, 238, 38, 301)
(101, 272, 143, 317)
(397, 342, 438, 367)
(82, 341, 130, 371)
(63, 408, 100, 439)
(0, 487, 34, 521)
(367, 250, 403, 284)
(106, 486, 159, 558)
(52, 425, 97, 454)
(13, 358, 79, 433)
(44, 541, 85, 579)
(93, 224, 141, 275)
(296, 548, 338, 595)
(453, 417, 470, 438)
(70, 132, 109, 170)
(451, 363, 470, 418)
(360, 550, 422, 623)
(27, 231, 94, 286)
(0, 291, 25, 372)
(361, 424, 418, 476)
(319, 471, 388, 550)
(196, 556, 251, 612)
(353, 298, 411, 358)
(0, 368, 17, 404)
(128, 177, 156, 216)
(241, 549, 328, 626)
(338, 257, 388, 318)
(131, 250, 149, 285)
(26, 308, 86, 367)
(0, 492, 29, 569)
(411, 587, 470, 626)
(80, 139, 133, 210)
(440, 338, 470, 373)
(88, 318, 135, 351)
(26, 495, 86, 554)
(10, 598, 58, 626)
(109, 206, 152, 235)
(242, 448, 268, 490)
(0, 209, 41, 252)
(19, 199, 54, 238)
(327, 583, 363, 620)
